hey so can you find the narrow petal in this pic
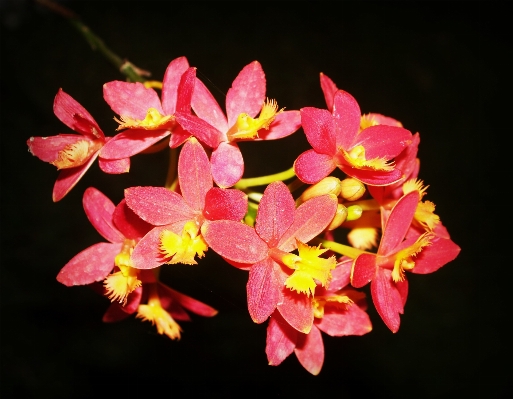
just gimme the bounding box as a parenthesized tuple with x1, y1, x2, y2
(83, 187, 125, 243)
(102, 303, 132, 323)
(52, 152, 99, 202)
(158, 283, 218, 317)
(174, 67, 196, 113)
(27, 134, 86, 162)
(56, 242, 121, 286)
(300, 107, 336, 155)
(178, 137, 213, 212)
(98, 156, 130, 174)
(294, 150, 336, 184)
(255, 181, 295, 248)
(332, 90, 361, 149)
(320, 73, 338, 112)
(169, 124, 192, 148)
(112, 199, 153, 240)
(124, 186, 194, 226)
(226, 61, 266, 126)
(411, 237, 461, 274)
(339, 164, 404, 187)
(294, 325, 324, 375)
(247, 258, 282, 323)
(371, 268, 404, 333)
(174, 112, 223, 148)
(256, 110, 301, 141)
(103, 81, 164, 119)
(353, 125, 412, 160)
(351, 253, 377, 288)
(100, 128, 171, 159)
(266, 311, 297, 366)
(191, 77, 228, 133)
(203, 188, 248, 221)
(316, 303, 372, 336)
(161, 56, 190, 115)
(278, 289, 314, 334)
(210, 142, 244, 188)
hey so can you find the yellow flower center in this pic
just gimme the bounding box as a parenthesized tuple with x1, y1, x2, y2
(51, 139, 102, 169)
(312, 293, 353, 318)
(359, 114, 380, 131)
(159, 221, 208, 265)
(341, 145, 395, 171)
(115, 107, 174, 131)
(137, 293, 182, 340)
(402, 179, 440, 231)
(391, 232, 433, 282)
(227, 98, 283, 140)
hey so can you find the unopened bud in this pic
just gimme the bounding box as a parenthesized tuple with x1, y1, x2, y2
(346, 205, 363, 221)
(326, 204, 348, 231)
(340, 178, 366, 201)
(298, 177, 342, 205)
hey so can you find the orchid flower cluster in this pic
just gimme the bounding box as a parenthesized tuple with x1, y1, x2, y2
(27, 56, 460, 375)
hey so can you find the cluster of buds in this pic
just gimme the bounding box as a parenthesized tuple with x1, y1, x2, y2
(27, 56, 460, 375)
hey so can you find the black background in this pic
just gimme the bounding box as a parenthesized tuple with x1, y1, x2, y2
(1, 1, 511, 397)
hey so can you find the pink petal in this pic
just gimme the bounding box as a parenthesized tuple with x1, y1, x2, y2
(226, 61, 266, 127)
(83, 187, 125, 243)
(278, 289, 314, 334)
(100, 128, 171, 159)
(257, 110, 301, 141)
(278, 194, 338, 253)
(203, 188, 248, 221)
(338, 164, 404, 187)
(169, 124, 192, 148)
(124, 186, 194, 226)
(112, 199, 153, 240)
(351, 253, 377, 288)
(52, 152, 99, 202)
(411, 237, 461, 274)
(178, 137, 213, 212)
(294, 150, 337, 184)
(332, 90, 361, 149)
(102, 303, 132, 323)
(379, 191, 420, 256)
(174, 112, 223, 148)
(320, 73, 338, 112)
(328, 259, 352, 291)
(353, 125, 412, 160)
(98, 157, 130, 174)
(201, 220, 268, 263)
(247, 257, 283, 324)
(159, 283, 218, 317)
(255, 181, 295, 248)
(56, 242, 121, 286)
(300, 107, 336, 155)
(174, 67, 196, 114)
(371, 268, 404, 333)
(294, 324, 324, 375)
(53, 89, 103, 138)
(316, 302, 372, 336)
(27, 134, 87, 162)
(191, 77, 228, 133)
(161, 56, 190, 115)
(266, 311, 297, 366)
(210, 142, 244, 188)
(103, 81, 164, 119)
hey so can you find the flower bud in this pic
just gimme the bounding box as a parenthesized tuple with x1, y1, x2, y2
(326, 204, 348, 231)
(346, 205, 363, 221)
(298, 177, 342, 205)
(339, 178, 366, 201)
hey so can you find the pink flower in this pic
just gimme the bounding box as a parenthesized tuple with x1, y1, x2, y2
(101, 57, 195, 160)
(124, 137, 248, 269)
(174, 61, 301, 188)
(265, 260, 372, 375)
(27, 89, 129, 201)
(202, 181, 338, 333)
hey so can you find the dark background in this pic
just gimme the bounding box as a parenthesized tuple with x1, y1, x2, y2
(1, 1, 511, 397)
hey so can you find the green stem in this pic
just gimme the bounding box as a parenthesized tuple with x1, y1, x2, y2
(313, 238, 370, 259)
(234, 166, 296, 190)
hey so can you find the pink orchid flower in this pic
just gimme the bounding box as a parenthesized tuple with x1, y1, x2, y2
(351, 190, 461, 332)
(266, 259, 372, 375)
(202, 181, 338, 333)
(27, 89, 129, 202)
(173, 61, 301, 188)
(124, 137, 248, 269)
(101, 57, 195, 160)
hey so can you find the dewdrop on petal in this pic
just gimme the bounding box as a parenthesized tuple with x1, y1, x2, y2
(339, 178, 366, 201)
(326, 203, 348, 230)
(297, 177, 342, 205)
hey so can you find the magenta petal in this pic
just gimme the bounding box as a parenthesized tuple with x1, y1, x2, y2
(27, 134, 86, 162)
(178, 137, 213, 211)
(328, 259, 352, 291)
(379, 191, 420, 256)
(53, 89, 103, 138)
(83, 187, 124, 243)
(103, 81, 164, 119)
(351, 254, 377, 288)
(174, 112, 223, 148)
(256, 181, 295, 248)
(52, 152, 99, 202)
(210, 142, 244, 188)
(247, 257, 282, 323)
(411, 237, 461, 274)
(278, 289, 314, 334)
(257, 110, 301, 141)
(371, 268, 403, 333)
(300, 107, 336, 155)
(294, 325, 324, 375)
(266, 311, 297, 366)
(57, 242, 121, 286)
(158, 283, 218, 317)
(332, 90, 361, 149)
(339, 164, 404, 186)
(191, 77, 228, 133)
(174, 67, 196, 114)
(98, 156, 130, 174)
(201, 220, 268, 263)
(278, 194, 337, 253)
(294, 150, 336, 184)
(203, 188, 247, 221)
(169, 124, 192, 148)
(320, 73, 338, 112)
(102, 303, 132, 323)
(353, 125, 412, 160)
(124, 186, 193, 226)
(161, 56, 189, 115)
(226, 61, 266, 126)
(130, 224, 183, 269)
(112, 199, 152, 240)
(100, 129, 171, 159)
(316, 303, 372, 336)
